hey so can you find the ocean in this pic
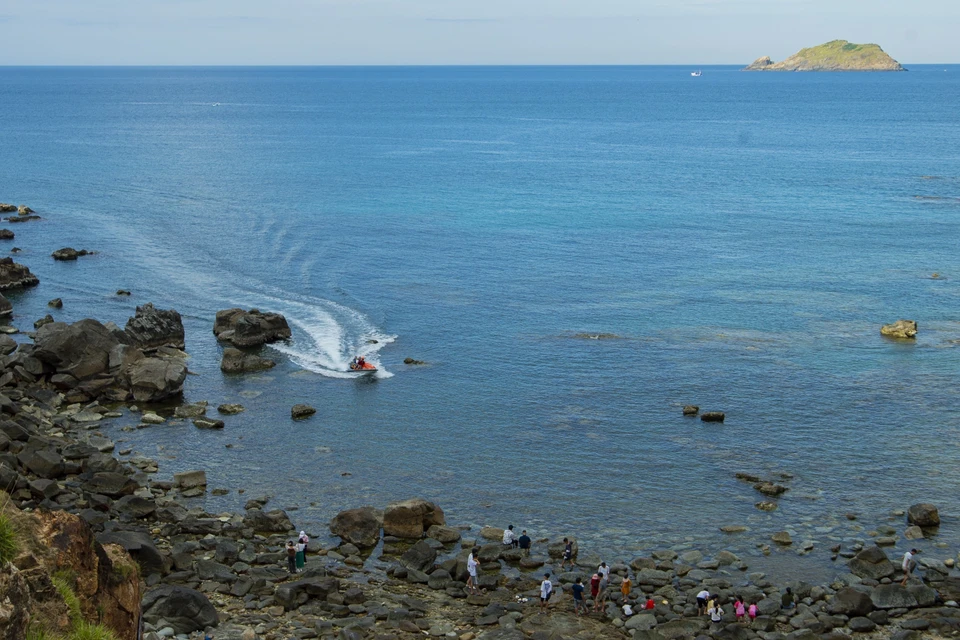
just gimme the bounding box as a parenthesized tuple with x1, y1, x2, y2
(1, 65, 959, 574)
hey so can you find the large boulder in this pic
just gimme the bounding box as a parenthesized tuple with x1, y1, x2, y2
(81, 472, 138, 498)
(382, 498, 445, 539)
(213, 308, 291, 347)
(0, 257, 39, 290)
(870, 584, 918, 609)
(881, 319, 917, 339)
(0, 293, 11, 317)
(242, 508, 293, 533)
(907, 503, 940, 527)
(97, 530, 168, 575)
(141, 585, 218, 634)
(17, 448, 65, 479)
(330, 506, 382, 547)
(124, 303, 185, 351)
(33, 319, 120, 380)
(849, 545, 896, 580)
(400, 540, 437, 572)
(274, 576, 339, 611)
(220, 347, 275, 373)
(126, 356, 187, 402)
(829, 587, 874, 616)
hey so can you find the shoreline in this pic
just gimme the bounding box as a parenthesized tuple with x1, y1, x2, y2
(0, 203, 959, 639)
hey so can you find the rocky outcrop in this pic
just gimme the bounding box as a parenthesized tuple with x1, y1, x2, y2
(382, 498, 445, 539)
(141, 585, 218, 634)
(0, 257, 39, 290)
(0, 229, 13, 240)
(907, 503, 940, 527)
(849, 545, 896, 580)
(220, 347, 275, 373)
(16, 205, 33, 216)
(213, 308, 291, 347)
(744, 40, 904, 71)
(0, 294, 10, 317)
(126, 356, 188, 403)
(0, 204, 15, 213)
(124, 303, 185, 351)
(330, 507, 383, 547)
(881, 319, 917, 339)
(51, 247, 93, 261)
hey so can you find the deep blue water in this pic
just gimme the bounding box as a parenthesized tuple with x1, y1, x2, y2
(1, 66, 959, 568)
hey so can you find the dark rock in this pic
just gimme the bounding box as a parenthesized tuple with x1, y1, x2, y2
(291, 404, 316, 420)
(113, 494, 157, 519)
(217, 403, 244, 415)
(426, 524, 461, 543)
(242, 508, 293, 533)
(213, 308, 291, 347)
(849, 545, 896, 580)
(0, 257, 39, 290)
(34, 314, 54, 329)
(17, 448, 64, 478)
(48, 298, 63, 308)
(870, 584, 918, 609)
(0, 294, 10, 317)
(403, 358, 426, 365)
(82, 472, 138, 497)
(829, 587, 874, 616)
(193, 418, 224, 429)
(400, 540, 437, 572)
(274, 576, 339, 610)
(907, 503, 940, 527)
(881, 320, 917, 339)
(330, 507, 382, 547)
(754, 482, 789, 497)
(220, 347, 275, 373)
(848, 617, 876, 632)
(0, 229, 12, 240)
(124, 303, 185, 351)
(0, 335, 15, 356)
(98, 530, 168, 574)
(33, 319, 120, 380)
(141, 585, 219, 634)
(116, 290, 131, 296)
(700, 411, 725, 422)
(52, 247, 93, 261)
(682, 405, 699, 416)
(195, 559, 237, 583)
(126, 356, 187, 403)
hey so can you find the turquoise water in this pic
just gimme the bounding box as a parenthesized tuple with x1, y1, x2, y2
(1, 66, 959, 563)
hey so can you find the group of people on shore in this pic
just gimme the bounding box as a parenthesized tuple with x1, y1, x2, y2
(285, 531, 310, 573)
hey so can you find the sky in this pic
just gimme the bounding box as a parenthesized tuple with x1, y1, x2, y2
(0, 0, 958, 65)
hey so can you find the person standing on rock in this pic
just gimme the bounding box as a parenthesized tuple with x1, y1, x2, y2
(572, 577, 586, 615)
(285, 541, 297, 574)
(294, 537, 306, 573)
(597, 561, 610, 581)
(589, 572, 601, 610)
(467, 547, 480, 595)
(734, 595, 746, 622)
(298, 530, 310, 562)
(519, 529, 531, 555)
(595, 572, 610, 614)
(696, 588, 710, 616)
(539, 573, 553, 613)
(559, 537, 574, 569)
(901, 548, 921, 586)
(620, 573, 632, 603)
(503, 525, 519, 548)
(747, 601, 758, 625)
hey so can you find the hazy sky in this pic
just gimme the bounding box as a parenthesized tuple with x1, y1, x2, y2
(1, 0, 958, 65)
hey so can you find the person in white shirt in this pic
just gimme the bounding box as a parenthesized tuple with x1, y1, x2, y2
(502, 525, 518, 548)
(708, 602, 724, 624)
(697, 589, 710, 616)
(597, 562, 610, 580)
(466, 547, 480, 595)
(901, 548, 920, 586)
(539, 573, 553, 613)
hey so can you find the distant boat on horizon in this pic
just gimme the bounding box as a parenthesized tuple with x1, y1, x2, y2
(691, 70, 702, 77)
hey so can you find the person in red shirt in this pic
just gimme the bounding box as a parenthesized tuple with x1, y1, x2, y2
(589, 573, 601, 610)
(645, 596, 656, 610)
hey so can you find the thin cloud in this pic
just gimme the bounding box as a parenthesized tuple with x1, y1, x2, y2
(425, 18, 504, 23)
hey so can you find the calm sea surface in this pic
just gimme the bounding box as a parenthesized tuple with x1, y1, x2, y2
(2, 66, 959, 572)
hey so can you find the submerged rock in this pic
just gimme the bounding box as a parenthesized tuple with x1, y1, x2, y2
(220, 347, 275, 373)
(51, 247, 93, 261)
(700, 411, 725, 422)
(48, 297, 63, 308)
(403, 357, 426, 365)
(217, 403, 245, 415)
(291, 404, 316, 419)
(881, 319, 917, 339)
(682, 405, 699, 416)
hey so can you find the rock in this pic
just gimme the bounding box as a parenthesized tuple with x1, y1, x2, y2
(34, 314, 55, 329)
(719, 525, 748, 533)
(291, 404, 316, 419)
(904, 525, 924, 540)
(141, 585, 219, 634)
(33, 318, 120, 380)
(772, 531, 793, 546)
(18, 448, 65, 478)
(98, 530, 167, 574)
(829, 587, 874, 616)
(220, 347, 275, 373)
(116, 289, 131, 296)
(881, 319, 918, 339)
(242, 508, 292, 532)
(175, 402, 208, 418)
(403, 358, 426, 365)
(52, 247, 93, 261)
(382, 498, 445, 538)
(849, 545, 896, 580)
(754, 482, 789, 496)
(113, 495, 157, 519)
(700, 412, 725, 422)
(127, 356, 187, 402)
(870, 584, 918, 609)
(274, 576, 339, 611)
(174, 469, 207, 489)
(400, 540, 437, 572)
(426, 524, 461, 543)
(124, 303, 185, 351)
(140, 412, 165, 424)
(0, 294, 10, 317)
(217, 403, 245, 415)
(756, 501, 778, 511)
(48, 297, 63, 308)
(682, 405, 699, 416)
(330, 506, 382, 547)
(907, 503, 940, 527)
(81, 472, 138, 497)
(0, 229, 13, 240)
(0, 204, 15, 213)
(16, 205, 33, 215)
(213, 308, 291, 347)
(0, 334, 16, 355)
(0, 257, 39, 290)
(193, 418, 224, 429)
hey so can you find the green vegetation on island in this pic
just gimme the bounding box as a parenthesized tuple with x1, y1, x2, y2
(744, 39, 904, 71)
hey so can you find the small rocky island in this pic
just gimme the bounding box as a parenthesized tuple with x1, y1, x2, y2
(744, 40, 904, 72)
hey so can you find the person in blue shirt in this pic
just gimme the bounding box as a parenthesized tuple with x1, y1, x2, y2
(571, 577, 586, 615)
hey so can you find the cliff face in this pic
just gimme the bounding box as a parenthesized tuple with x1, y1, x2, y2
(744, 40, 904, 71)
(0, 502, 140, 640)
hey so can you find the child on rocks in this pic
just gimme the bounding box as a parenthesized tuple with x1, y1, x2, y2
(734, 596, 746, 622)
(540, 573, 554, 613)
(285, 541, 296, 574)
(748, 601, 759, 624)
(572, 577, 586, 615)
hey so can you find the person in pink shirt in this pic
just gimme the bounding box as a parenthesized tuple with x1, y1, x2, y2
(734, 596, 746, 622)
(748, 602, 758, 624)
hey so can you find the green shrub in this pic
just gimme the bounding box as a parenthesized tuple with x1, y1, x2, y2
(0, 512, 19, 564)
(69, 622, 118, 640)
(52, 576, 82, 625)
(26, 626, 57, 640)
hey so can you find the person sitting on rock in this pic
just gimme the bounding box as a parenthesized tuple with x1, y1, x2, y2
(502, 524, 519, 548)
(645, 595, 656, 610)
(781, 587, 794, 609)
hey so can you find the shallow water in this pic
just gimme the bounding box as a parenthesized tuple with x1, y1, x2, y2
(1, 66, 959, 574)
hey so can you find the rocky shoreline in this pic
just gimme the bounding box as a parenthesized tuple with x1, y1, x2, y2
(0, 201, 959, 640)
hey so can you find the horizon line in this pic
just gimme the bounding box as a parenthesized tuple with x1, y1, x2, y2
(1, 62, 957, 68)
